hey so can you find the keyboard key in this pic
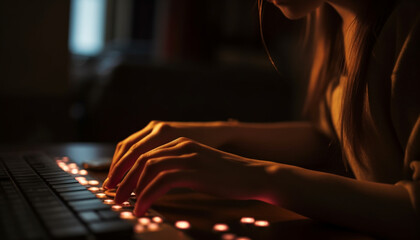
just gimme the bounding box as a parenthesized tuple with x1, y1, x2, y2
(79, 211, 101, 222)
(69, 199, 110, 212)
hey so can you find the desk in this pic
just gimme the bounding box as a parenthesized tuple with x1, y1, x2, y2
(1, 143, 375, 240)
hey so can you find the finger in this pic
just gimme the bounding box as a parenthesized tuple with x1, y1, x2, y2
(134, 153, 197, 196)
(108, 128, 152, 178)
(133, 169, 197, 216)
(106, 132, 160, 189)
(114, 141, 195, 202)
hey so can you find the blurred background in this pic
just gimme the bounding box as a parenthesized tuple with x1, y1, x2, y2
(0, 0, 308, 144)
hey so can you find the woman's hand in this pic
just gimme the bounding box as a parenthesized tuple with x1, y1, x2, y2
(103, 120, 230, 189)
(111, 137, 275, 216)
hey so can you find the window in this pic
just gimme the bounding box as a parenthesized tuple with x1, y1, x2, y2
(68, 0, 107, 56)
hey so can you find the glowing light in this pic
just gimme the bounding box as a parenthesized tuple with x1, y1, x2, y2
(112, 205, 123, 211)
(213, 223, 229, 232)
(104, 199, 115, 205)
(71, 169, 79, 174)
(221, 233, 236, 240)
(96, 193, 106, 199)
(240, 217, 255, 224)
(68, 163, 78, 169)
(122, 201, 131, 207)
(75, 177, 86, 182)
(88, 180, 99, 186)
(88, 187, 100, 192)
(152, 216, 163, 223)
(138, 217, 150, 225)
(120, 211, 135, 220)
(79, 180, 88, 185)
(175, 221, 190, 230)
(236, 237, 251, 240)
(148, 223, 159, 231)
(254, 220, 270, 227)
(134, 224, 145, 233)
(79, 169, 88, 175)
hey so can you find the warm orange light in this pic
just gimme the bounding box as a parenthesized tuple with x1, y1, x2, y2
(236, 237, 251, 240)
(96, 193, 106, 199)
(148, 223, 159, 231)
(221, 233, 236, 240)
(138, 217, 150, 225)
(213, 223, 229, 232)
(240, 217, 255, 224)
(68, 163, 77, 169)
(152, 216, 163, 223)
(120, 211, 135, 220)
(88, 187, 100, 192)
(104, 199, 115, 205)
(70, 169, 79, 174)
(88, 180, 99, 186)
(79, 169, 88, 175)
(175, 220, 190, 230)
(112, 205, 123, 211)
(254, 220, 269, 227)
(122, 201, 131, 207)
(134, 224, 145, 233)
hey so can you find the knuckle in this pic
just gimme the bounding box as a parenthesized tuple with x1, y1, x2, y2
(179, 138, 195, 149)
(154, 122, 172, 134)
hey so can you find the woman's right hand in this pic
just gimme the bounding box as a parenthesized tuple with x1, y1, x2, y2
(103, 120, 228, 189)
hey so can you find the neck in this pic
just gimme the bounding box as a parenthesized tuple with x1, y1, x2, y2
(327, 0, 367, 30)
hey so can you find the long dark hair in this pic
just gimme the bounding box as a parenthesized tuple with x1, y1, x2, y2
(258, 0, 396, 167)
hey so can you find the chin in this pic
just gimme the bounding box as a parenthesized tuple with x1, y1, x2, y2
(278, 6, 310, 20)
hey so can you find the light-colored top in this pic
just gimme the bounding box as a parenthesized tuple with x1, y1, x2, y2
(318, 0, 420, 214)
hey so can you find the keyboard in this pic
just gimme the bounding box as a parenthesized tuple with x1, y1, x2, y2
(0, 152, 194, 240)
(0, 152, 274, 240)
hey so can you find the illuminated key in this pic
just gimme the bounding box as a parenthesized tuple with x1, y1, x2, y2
(120, 211, 135, 220)
(96, 193, 106, 199)
(68, 163, 78, 169)
(240, 217, 255, 224)
(79, 169, 88, 175)
(213, 223, 229, 232)
(254, 220, 270, 227)
(175, 220, 190, 230)
(75, 177, 86, 182)
(148, 223, 159, 231)
(88, 187, 100, 192)
(152, 216, 163, 223)
(79, 180, 89, 185)
(88, 180, 99, 186)
(70, 169, 79, 174)
(221, 233, 236, 240)
(134, 224, 145, 233)
(112, 205, 123, 211)
(122, 201, 131, 207)
(138, 217, 150, 225)
(104, 199, 115, 205)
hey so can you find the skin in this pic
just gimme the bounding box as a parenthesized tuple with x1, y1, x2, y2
(104, 1, 420, 238)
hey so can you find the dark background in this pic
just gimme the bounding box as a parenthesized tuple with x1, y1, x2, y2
(0, 0, 308, 144)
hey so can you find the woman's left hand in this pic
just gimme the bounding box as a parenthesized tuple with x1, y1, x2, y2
(111, 137, 275, 216)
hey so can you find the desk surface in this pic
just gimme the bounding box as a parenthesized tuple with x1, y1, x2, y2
(0, 143, 375, 240)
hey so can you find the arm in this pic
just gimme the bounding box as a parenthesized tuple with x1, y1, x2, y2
(111, 137, 419, 239)
(104, 120, 333, 188)
(266, 164, 419, 239)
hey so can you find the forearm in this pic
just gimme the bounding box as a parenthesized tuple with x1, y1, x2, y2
(214, 121, 331, 167)
(262, 164, 419, 239)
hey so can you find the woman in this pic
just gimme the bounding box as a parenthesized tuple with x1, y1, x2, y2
(103, 0, 420, 238)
